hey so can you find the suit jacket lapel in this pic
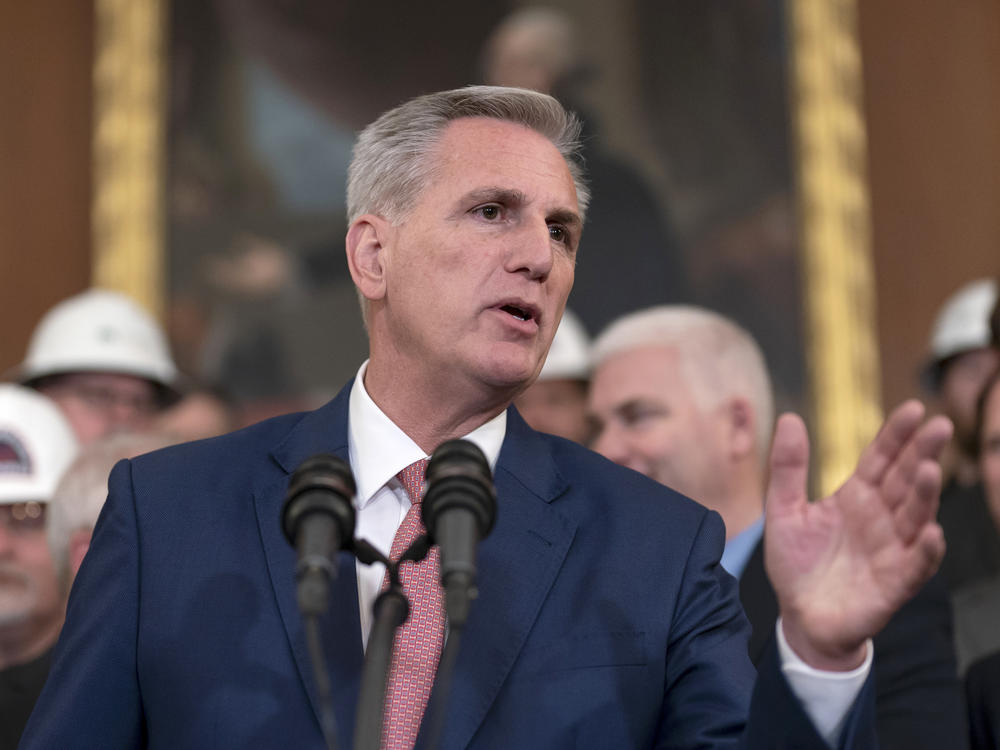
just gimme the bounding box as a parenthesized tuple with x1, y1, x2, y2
(429, 409, 578, 749)
(253, 383, 364, 746)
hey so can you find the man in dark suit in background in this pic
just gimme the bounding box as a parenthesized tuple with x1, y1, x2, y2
(589, 304, 968, 748)
(25, 87, 951, 748)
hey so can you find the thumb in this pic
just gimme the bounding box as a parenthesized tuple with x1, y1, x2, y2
(765, 413, 810, 516)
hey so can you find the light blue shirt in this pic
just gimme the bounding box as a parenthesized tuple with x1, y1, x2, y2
(721, 515, 765, 580)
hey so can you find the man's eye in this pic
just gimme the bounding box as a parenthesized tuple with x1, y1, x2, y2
(475, 205, 501, 220)
(622, 407, 663, 427)
(549, 225, 566, 243)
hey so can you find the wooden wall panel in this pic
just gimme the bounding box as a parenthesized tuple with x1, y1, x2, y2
(859, 2, 1000, 409)
(0, 1, 93, 374)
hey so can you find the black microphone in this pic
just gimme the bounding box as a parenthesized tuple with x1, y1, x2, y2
(282, 454, 357, 617)
(422, 439, 497, 627)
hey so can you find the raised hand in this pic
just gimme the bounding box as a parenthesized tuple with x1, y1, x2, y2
(763, 400, 953, 670)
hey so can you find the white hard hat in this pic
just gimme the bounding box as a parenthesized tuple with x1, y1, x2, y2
(538, 308, 591, 381)
(923, 278, 998, 389)
(0, 384, 79, 504)
(15, 289, 178, 392)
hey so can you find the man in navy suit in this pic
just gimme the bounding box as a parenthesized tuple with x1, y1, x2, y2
(23, 86, 951, 748)
(588, 305, 967, 748)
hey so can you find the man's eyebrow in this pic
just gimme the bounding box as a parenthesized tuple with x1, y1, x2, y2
(547, 208, 582, 231)
(461, 187, 528, 207)
(617, 397, 665, 417)
(614, 399, 643, 417)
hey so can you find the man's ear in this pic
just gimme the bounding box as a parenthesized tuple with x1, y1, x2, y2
(346, 215, 391, 303)
(725, 397, 757, 460)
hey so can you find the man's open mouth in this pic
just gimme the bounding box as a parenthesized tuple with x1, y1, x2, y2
(500, 304, 534, 322)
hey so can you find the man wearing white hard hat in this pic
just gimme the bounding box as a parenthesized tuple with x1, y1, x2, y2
(513, 308, 591, 444)
(923, 279, 1000, 592)
(0, 385, 78, 749)
(924, 279, 1000, 486)
(12, 289, 181, 445)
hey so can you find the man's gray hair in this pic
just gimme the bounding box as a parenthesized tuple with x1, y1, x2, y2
(47, 432, 174, 588)
(592, 306, 776, 464)
(347, 85, 590, 225)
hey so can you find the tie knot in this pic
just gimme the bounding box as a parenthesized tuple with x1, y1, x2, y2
(396, 457, 429, 504)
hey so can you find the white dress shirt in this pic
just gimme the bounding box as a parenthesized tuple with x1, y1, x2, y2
(347, 362, 505, 648)
(346, 361, 870, 745)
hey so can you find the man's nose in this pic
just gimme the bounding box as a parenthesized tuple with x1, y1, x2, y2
(504, 221, 554, 280)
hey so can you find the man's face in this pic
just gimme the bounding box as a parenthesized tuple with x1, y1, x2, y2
(980, 381, 1000, 526)
(940, 348, 1000, 455)
(588, 346, 729, 503)
(0, 501, 61, 635)
(375, 117, 581, 396)
(37, 372, 160, 445)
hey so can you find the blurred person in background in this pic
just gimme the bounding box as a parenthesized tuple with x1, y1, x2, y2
(588, 305, 968, 749)
(0, 385, 78, 750)
(991, 282, 1000, 347)
(923, 279, 1000, 591)
(965, 648, 1000, 750)
(925, 279, 1000, 490)
(481, 7, 688, 333)
(512, 307, 591, 443)
(151, 387, 235, 443)
(46, 432, 175, 592)
(952, 370, 1000, 749)
(10, 289, 181, 446)
(952, 371, 1000, 671)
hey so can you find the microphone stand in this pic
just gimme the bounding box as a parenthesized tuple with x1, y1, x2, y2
(304, 611, 341, 750)
(352, 536, 431, 750)
(423, 623, 462, 750)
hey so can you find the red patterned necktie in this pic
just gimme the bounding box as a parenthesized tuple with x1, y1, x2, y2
(381, 458, 444, 749)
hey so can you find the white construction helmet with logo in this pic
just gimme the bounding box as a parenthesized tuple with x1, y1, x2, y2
(0, 384, 79, 504)
(14, 289, 179, 395)
(538, 307, 591, 382)
(923, 278, 998, 389)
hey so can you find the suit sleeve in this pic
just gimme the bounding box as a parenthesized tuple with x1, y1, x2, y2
(653, 509, 756, 748)
(20, 459, 145, 749)
(654, 509, 878, 750)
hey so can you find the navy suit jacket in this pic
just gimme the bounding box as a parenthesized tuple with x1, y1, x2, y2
(23, 383, 875, 748)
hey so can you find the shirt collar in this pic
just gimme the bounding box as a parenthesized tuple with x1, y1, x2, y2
(347, 360, 507, 508)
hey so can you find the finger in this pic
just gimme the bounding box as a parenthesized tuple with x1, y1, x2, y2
(854, 400, 925, 485)
(765, 413, 810, 517)
(900, 522, 946, 595)
(880, 416, 953, 513)
(892, 459, 943, 545)
(915, 415, 954, 461)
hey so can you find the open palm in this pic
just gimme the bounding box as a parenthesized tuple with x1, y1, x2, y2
(764, 400, 952, 668)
